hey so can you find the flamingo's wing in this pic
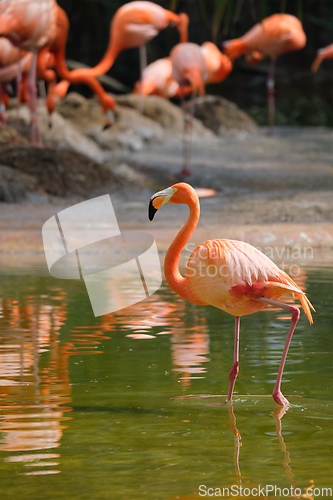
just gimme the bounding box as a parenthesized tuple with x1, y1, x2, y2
(187, 239, 314, 323)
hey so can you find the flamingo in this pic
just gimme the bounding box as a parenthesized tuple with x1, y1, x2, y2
(69, 1, 189, 82)
(133, 56, 193, 99)
(134, 42, 232, 98)
(223, 14, 306, 135)
(148, 183, 314, 406)
(200, 41, 232, 85)
(36, 5, 115, 128)
(311, 43, 333, 73)
(170, 43, 207, 178)
(134, 57, 182, 98)
(0, 0, 57, 146)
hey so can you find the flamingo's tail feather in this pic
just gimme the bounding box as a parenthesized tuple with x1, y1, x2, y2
(266, 280, 315, 324)
(297, 293, 315, 324)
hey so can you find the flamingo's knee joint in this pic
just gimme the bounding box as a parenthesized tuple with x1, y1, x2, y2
(291, 306, 300, 322)
(229, 362, 239, 381)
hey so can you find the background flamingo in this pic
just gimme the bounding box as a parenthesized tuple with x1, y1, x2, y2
(148, 183, 314, 406)
(223, 14, 306, 135)
(37, 5, 115, 128)
(311, 43, 333, 73)
(0, 0, 57, 145)
(170, 43, 207, 178)
(200, 41, 232, 85)
(134, 57, 181, 98)
(134, 56, 194, 99)
(69, 1, 189, 83)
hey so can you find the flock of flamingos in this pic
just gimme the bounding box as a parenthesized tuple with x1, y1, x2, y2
(0, 0, 329, 407)
(0, 0, 332, 149)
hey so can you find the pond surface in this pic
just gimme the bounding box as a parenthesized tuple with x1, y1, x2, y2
(0, 266, 332, 500)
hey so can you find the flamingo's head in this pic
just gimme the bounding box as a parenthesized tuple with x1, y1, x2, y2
(148, 183, 198, 220)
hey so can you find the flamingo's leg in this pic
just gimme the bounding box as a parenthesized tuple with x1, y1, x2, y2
(185, 90, 196, 175)
(267, 58, 276, 137)
(14, 52, 23, 137)
(138, 45, 147, 114)
(257, 297, 300, 406)
(38, 79, 47, 100)
(179, 86, 189, 177)
(227, 316, 240, 402)
(179, 88, 193, 178)
(139, 44, 147, 76)
(0, 85, 6, 125)
(26, 52, 42, 147)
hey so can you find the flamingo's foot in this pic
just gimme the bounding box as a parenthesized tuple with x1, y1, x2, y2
(273, 390, 290, 407)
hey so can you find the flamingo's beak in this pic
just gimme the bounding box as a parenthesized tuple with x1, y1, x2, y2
(148, 187, 177, 221)
(103, 110, 115, 130)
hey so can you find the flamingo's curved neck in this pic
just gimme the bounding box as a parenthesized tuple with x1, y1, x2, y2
(164, 197, 200, 303)
(56, 24, 118, 80)
(86, 27, 119, 77)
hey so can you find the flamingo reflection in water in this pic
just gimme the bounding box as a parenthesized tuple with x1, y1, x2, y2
(98, 288, 211, 388)
(0, 291, 70, 474)
(170, 317, 210, 389)
(0, 288, 110, 475)
(170, 402, 315, 500)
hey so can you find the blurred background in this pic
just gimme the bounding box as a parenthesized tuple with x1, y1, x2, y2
(58, 0, 333, 126)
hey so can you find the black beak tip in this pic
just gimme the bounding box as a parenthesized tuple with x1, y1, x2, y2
(148, 199, 157, 221)
(103, 123, 111, 131)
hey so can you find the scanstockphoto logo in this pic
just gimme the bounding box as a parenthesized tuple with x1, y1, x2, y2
(42, 195, 162, 317)
(198, 484, 333, 497)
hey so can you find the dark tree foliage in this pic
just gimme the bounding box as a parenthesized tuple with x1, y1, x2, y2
(57, 0, 333, 126)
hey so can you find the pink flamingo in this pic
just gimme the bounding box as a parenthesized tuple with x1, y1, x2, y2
(311, 43, 333, 73)
(0, 0, 57, 145)
(134, 42, 232, 98)
(134, 57, 182, 98)
(200, 41, 232, 85)
(36, 6, 116, 128)
(148, 183, 314, 406)
(223, 14, 306, 135)
(70, 1, 189, 81)
(170, 43, 207, 178)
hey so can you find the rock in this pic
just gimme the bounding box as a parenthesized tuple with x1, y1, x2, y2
(6, 102, 105, 162)
(110, 162, 146, 186)
(0, 147, 122, 199)
(90, 104, 164, 152)
(56, 91, 103, 128)
(192, 95, 258, 136)
(57, 92, 164, 152)
(115, 94, 217, 143)
(0, 164, 46, 202)
(0, 125, 29, 146)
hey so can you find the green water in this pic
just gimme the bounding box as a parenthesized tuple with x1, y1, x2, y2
(0, 267, 332, 500)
